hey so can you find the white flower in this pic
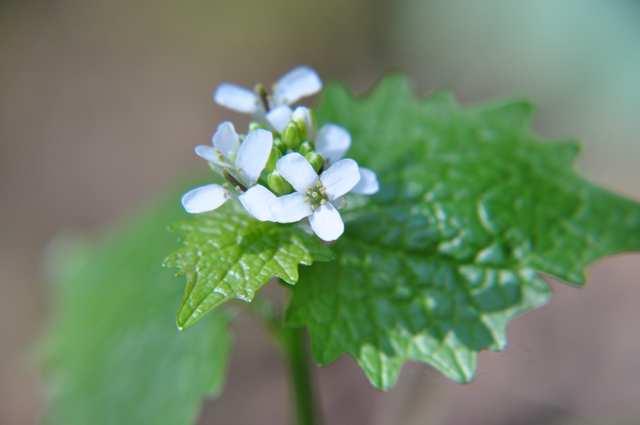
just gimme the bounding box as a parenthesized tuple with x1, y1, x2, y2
(194, 121, 239, 170)
(182, 126, 275, 215)
(315, 124, 379, 195)
(212, 66, 322, 124)
(194, 122, 272, 187)
(266, 152, 361, 241)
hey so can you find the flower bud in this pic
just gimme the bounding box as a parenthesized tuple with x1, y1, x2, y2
(305, 152, 324, 172)
(264, 146, 282, 172)
(282, 122, 302, 150)
(267, 171, 294, 195)
(298, 141, 313, 155)
(292, 106, 314, 139)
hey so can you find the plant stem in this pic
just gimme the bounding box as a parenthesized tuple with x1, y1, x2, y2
(282, 327, 320, 425)
(248, 291, 321, 425)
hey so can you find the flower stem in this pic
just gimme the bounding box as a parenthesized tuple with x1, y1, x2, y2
(248, 291, 321, 425)
(282, 327, 320, 425)
(222, 170, 247, 192)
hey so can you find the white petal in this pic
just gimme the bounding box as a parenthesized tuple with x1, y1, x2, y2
(194, 145, 227, 168)
(352, 167, 380, 195)
(194, 145, 216, 162)
(235, 129, 273, 185)
(309, 203, 344, 241)
(320, 158, 360, 200)
(213, 83, 258, 113)
(181, 184, 229, 214)
(211, 121, 240, 160)
(276, 152, 318, 193)
(292, 106, 314, 137)
(316, 124, 351, 163)
(265, 105, 293, 133)
(272, 66, 322, 106)
(271, 192, 313, 223)
(238, 185, 277, 221)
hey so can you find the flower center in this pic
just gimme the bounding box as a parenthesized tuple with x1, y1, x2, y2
(305, 182, 328, 209)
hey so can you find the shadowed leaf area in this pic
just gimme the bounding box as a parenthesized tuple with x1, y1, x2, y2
(42, 194, 231, 425)
(286, 77, 640, 389)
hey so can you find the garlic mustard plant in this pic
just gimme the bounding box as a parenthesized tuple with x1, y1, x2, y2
(44, 70, 640, 425)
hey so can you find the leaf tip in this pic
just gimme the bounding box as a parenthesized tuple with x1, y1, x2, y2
(176, 300, 203, 331)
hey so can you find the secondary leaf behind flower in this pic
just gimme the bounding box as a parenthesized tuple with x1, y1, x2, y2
(43, 193, 231, 425)
(287, 77, 640, 389)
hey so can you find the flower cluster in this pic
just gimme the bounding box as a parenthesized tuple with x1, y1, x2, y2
(182, 66, 379, 241)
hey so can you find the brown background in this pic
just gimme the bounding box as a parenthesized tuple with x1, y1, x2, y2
(2, 1, 640, 424)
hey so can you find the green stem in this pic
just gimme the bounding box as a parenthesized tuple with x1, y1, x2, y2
(282, 327, 320, 425)
(248, 292, 321, 425)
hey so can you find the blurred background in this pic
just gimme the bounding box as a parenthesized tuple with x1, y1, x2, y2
(2, 0, 640, 423)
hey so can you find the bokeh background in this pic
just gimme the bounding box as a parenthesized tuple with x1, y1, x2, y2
(2, 0, 640, 424)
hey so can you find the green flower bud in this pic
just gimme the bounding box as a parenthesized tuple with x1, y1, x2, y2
(298, 141, 313, 155)
(295, 119, 307, 140)
(305, 152, 324, 172)
(248, 122, 262, 132)
(264, 146, 282, 172)
(282, 122, 302, 150)
(267, 171, 294, 195)
(292, 106, 314, 140)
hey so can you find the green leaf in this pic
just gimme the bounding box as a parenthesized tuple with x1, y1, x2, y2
(165, 203, 332, 330)
(42, 193, 231, 425)
(287, 77, 640, 389)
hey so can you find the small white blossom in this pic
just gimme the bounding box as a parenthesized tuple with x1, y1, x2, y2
(213, 66, 322, 125)
(194, 121, 239, 170)
(182, 126, 275, 215)
(267, 152, 361, 241)
(316, 124, 379, 195)
(194, 122, 272, 187)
